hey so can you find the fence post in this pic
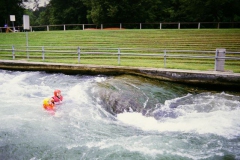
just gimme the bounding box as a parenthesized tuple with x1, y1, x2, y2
(215, 48, 226, 71)
(42, 46, 45, 60)
(64, 25, 66, 31)
(12, 45, 15, 60)
(140, 23, 142, 29)
(26, 31, 29, 59)
(120, 23, 122, 29)
(160, 23, 162, 29)
(77, 47, 81, 63)
(83, 24, 85, 30)
(118, 48, 121, 65)
(26, 46, 29, 59)
(47, 25, 49, 31)
(198, 22, 201, 29)
(101, 24, 103, 30)
(217, 23, 220, 29)
(178, 23, 180, 29)
(164, 50, 167, 68)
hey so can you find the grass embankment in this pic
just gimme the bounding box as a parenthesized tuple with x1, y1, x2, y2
(0, 29, 240, 72)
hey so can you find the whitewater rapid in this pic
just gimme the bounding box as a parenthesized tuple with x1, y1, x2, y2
(0, 69, 239, 160)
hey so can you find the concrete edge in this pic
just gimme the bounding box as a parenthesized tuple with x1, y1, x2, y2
(0, 60, 240, 90)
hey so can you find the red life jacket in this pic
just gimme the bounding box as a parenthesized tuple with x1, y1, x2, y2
(52, 95, 63, 102)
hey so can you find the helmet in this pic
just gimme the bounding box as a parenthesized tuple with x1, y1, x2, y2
(54, 89, 61, 96)
(43, 98, 50, 105)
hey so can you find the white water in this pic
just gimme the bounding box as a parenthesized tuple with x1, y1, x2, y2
(0, 69, 240, 160)
(118, 92, 240, 139)
(118, 109, 240, 138)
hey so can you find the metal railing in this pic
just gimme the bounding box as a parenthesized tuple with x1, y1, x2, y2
(0, 45, 240, 71)
(1, 22, 240, 32)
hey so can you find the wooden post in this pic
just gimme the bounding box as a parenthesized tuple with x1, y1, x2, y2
(64, 25, 66, 31)
(198, 23, 201, 29)
(178, 23, 180, 29)
(160, 23, 162, 29)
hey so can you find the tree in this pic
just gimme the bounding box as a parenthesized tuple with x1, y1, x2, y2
(3, 0, 239, 29)
(46, 0, 88, 25)
(83, 0, 165, 25)
(0, 0, 25, 27)
(174, 0, 240, 22)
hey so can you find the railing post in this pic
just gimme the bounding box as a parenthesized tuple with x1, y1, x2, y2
(164, 50, 167, 68)
(26, 46, 29, 59)
(77, 47, 81, 63)
(12, 45, 15, 59)
(26, 31, 29, 59)
(160, 23, 162, 29)
(215, 49, 226, 71)
(118, 48, 121, 65)
(64, 25, 66, 31)
(42, 46, 45, 60)
(178, 23, 180, 29)
(198, 22, 201, 29)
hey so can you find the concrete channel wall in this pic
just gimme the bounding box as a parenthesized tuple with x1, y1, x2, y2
(0, 60, 240, 91)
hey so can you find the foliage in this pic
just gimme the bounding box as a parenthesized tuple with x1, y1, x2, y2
(0, 0, 25, 27)
(38, 0, 88, 25)
(1, 0, 240, 27)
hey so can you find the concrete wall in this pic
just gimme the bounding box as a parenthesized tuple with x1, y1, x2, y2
(0, 60, 240, 91)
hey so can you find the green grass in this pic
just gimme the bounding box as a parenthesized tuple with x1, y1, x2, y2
(0, 29, 240, 72)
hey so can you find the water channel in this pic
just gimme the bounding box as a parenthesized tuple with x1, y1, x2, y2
(0, 69, 239, 160)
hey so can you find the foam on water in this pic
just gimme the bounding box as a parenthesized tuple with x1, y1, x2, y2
(1, 69, 240, 159)
(117, 93, 240, 139)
